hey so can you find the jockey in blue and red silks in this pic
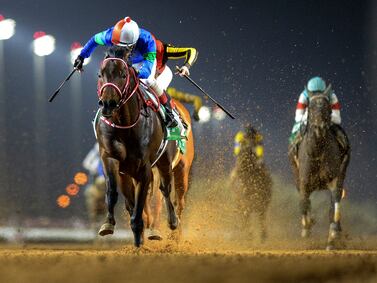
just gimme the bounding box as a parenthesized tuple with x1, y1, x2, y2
(289, 77, 349, 157)
(74, 17, 198, 128)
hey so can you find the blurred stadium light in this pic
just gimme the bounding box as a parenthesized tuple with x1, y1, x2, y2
(198, 106, 211, 123)
(32, 31, 55, 56)
(70, 42, 90, 65)
(56, 195, 71, 208)
(65, 184, 80, 196)
(212, 106, 226, 121)
(74, 172, 88, 186)
(0, 15, 16, 40)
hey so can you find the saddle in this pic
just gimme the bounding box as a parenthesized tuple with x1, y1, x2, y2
(138, 84, 188, 154)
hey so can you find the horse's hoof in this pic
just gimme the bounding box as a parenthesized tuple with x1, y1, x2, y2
(98, 223, 114, 236)
(134, 239, 143, 247)
(329, 230, 340, 240)
(133, 233, 144, 247)
(168, 217, 180, 231)
(326, 245, 334, 251)
(328, 223, 341, 240)
(147, 229, 163, 241)
(301, 228, 310, 238)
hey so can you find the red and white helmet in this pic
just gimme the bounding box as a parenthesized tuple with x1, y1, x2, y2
(112, 17, 140, 48)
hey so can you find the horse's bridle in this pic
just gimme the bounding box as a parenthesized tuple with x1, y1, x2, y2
(98, 57, 142, 129)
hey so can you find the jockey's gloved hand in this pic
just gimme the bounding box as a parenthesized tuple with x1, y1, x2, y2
(193, 110, 200, 121)
(177, 65, 190, 77)
(74, 55, 84, 71)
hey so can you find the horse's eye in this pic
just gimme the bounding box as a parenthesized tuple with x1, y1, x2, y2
(109, 100, 117, 108)
(98, 73, 102, 78)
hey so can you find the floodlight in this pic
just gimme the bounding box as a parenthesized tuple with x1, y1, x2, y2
(198, 106, 211, 123)
(70, 42, 90, 65)
(33, 31, 55, 57)
(0, 16, 16, 40)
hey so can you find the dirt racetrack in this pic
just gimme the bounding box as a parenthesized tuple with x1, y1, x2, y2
(0, 243, 376, 283)
(2, 176, 376, 283)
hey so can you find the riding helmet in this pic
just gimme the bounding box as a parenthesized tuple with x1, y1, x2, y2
(307, 77, 326, 92)
(112, 17, 140, 48)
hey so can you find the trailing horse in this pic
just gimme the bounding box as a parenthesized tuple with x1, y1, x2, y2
(288, 85, 350, 250)
(233, 134, 272, 241)
(95, 48, 192, 247)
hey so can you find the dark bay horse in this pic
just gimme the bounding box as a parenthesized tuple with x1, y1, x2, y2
(289, 85, 350, 250)
(95, 54, 182, 247)
(234, 136, 272, 241)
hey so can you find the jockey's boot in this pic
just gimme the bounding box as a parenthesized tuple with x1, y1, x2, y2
(331, 124, 350, 153)
(289, 130, 303, 161)
(159, 92, 178, 128)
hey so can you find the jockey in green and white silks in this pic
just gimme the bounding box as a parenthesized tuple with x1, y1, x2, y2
(290, 77, 341, 143)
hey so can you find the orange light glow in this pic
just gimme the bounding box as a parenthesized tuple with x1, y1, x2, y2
(57, 195, 70, 208)
(74, 172, 88, 185)
(66, 184, 80, 196)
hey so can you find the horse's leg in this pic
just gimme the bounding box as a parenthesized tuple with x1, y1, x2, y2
(145, 168, 163, 240)
(288, 150, 300, 191)
(327, 179, 343, 250)
(144, 189, 153, 229)
(130, 166, 152, 247)
(98, 159, 119, 236)
(118, 173, 135, 218)
(158, 166, 179, 231)
(170, 160, 189, 240)
(258, 208, 268, 243)
(173, 161, 188, 220)
(299, 190, 314, 238)
(148, 190, 164, 241)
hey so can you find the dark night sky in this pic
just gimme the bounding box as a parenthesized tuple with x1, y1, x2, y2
(0, 0, 376, 219)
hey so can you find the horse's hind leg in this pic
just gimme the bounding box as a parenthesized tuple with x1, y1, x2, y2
(158, 167, 179, 231)
(146, 169, 163, 241)
(170, 161, 189, 240)
(173, 161, 188, 220)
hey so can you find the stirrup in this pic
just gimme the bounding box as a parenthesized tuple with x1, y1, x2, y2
(165, 113, 178, 128)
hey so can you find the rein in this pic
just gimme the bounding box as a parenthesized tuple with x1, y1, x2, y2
(98, 57, 142, 129)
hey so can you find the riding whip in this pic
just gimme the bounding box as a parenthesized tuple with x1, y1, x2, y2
(175, 66, 235, 119)
(48, 68, 78, 102)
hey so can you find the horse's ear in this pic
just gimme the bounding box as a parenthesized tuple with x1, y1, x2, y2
(324, 83, 332, 97)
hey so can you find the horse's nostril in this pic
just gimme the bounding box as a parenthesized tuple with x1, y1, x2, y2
(98, 100, 104, 107)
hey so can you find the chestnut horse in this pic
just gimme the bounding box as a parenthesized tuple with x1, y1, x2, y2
(144, 100, 194, 240)
(95, 52, 191, 247)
